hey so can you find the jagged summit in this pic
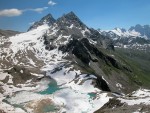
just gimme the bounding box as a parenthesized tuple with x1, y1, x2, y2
(56, 11, 87, 28)
(26, 11, 114, 50)
(40, 13, 55, 23)
(63, 11, 77, 18)
(58, 11, 79, 21)
(28, 13, 56, 31)
(28, 11, 87, 32)
(114, 28, 126, 32)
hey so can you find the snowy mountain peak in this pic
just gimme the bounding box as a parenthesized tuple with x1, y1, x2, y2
(129, 24, 150, 38)
(99, 25, 150, 39)
(64, 11, 77, 17)
(40, 13, 55, 23)
(61, 11, 79, 20)
(28, 13, 56, 31)
(114, 28, 126, 32)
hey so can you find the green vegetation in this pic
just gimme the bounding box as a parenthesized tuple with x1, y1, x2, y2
(114, 48, 150, 88)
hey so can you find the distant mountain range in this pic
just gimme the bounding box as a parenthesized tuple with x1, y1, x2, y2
(99, 24, 150, 50)
(0, 29, 20, 38)
(99, 24, 150, 39)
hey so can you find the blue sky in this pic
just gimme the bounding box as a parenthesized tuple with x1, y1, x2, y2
(0, 0, 150, 31)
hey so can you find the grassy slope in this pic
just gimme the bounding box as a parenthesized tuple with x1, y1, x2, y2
(114, 48, 150, 88)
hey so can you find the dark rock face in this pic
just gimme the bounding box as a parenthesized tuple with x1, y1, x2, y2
(28, 14, 56, 31)
(59, 36, 91, 64)
(58, 34, 134, 92)
(57, 11, 87, 29)
(59, 34, 128, 70)
(89, 28, 104, 41)
(96, 77, 110, 91)
(43, 35, 56, 50)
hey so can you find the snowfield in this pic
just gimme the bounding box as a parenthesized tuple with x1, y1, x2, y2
(119, 89, 150, 105)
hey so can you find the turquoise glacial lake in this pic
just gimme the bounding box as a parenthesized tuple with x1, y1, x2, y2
(39, 79, 62, 94)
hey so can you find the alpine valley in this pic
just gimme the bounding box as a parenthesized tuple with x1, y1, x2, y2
(0, 12, 150, 113)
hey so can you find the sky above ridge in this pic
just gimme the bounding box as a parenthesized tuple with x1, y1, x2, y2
(0, 0, 150, 32)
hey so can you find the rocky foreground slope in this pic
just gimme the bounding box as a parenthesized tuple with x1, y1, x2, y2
(0, 12, 150, 113)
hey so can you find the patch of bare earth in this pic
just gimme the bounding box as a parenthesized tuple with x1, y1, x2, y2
(25, 98, 59, 113)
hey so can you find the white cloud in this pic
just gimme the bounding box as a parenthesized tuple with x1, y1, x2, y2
(0, 9, 22, 17)
(29, 7, 48, 13)
(29, 22, 35, 25)
(23, 7, 48, 13)
(0, 7, 49, 17)
(48, 0, 57, 6)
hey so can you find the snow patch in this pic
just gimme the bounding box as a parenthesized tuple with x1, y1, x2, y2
(119, 89, 150, 105)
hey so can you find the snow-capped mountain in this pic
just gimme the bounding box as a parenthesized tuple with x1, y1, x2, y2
(100, 28, 141, 39)
(129, 24, 150, 38)
(100, 24, 150, 39)
(1, 12, 150, 113)
(99, 25, 150, 50)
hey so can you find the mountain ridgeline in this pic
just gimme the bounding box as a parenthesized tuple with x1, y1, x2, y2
(0, 29, 20, 38)
(99, 25, 150, 51)
(129, 24, 150, 38)
(29, 12, 114, 50)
